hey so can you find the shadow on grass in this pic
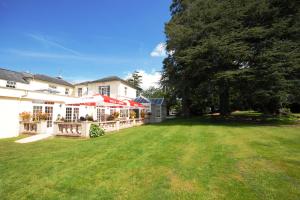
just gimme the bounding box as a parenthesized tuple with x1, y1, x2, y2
(148, 113, 300, 128)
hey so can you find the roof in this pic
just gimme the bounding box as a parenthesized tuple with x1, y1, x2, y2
(0, 68, 31, 84)
(134, 96, 151, 104)
(0, 67, 73, 87)
(75, 76, 139, 89)
(134, 96, 164, 105)
(150, 98, 164, 105)
(34, 74, 73, 87)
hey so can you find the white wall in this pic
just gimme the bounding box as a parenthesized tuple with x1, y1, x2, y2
(30, 80, 74, 96)
(0, 98, 33, 138)
(117, 82, 137, 100)
(74, 81, 137, 99)
(0, 78, 74, 96)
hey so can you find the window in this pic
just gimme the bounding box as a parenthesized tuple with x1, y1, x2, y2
(97, 108, 106, 122)
(66, 107, 79, 122)
(78, 88, 82, 97)
(155, 107, 161, 118)
(110, 108, 116, 115)
(6, 81, 16, 88)
(65, 88, 69, 95)
(32, 106, 43, 121)
(99, 86, 110, 96)
(66, 107, 72, 122)
(120, 109, 128, 118)
(124, 87, 127, 96)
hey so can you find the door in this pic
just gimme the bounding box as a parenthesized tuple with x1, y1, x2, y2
(45, 106, 53, 134)
(97, 108, 106, 122)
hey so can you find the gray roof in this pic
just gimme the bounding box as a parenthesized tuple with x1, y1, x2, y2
(76, 76, 139, 89)
(150, 98, 164, 105)
(135, 96, 151, 104)
(135, 96, 164, 105)
(0, 67, 73, 87)
(34, 74, 73, 87)
(0, 68, 30, 84)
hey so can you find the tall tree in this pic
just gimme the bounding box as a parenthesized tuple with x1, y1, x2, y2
(163, 0, 300, 116)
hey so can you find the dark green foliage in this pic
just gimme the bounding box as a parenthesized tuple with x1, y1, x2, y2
(89, 124, 105, 138)
(163, 0, 300, 115)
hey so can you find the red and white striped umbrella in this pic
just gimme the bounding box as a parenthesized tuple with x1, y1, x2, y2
(66, 94, 127, 107)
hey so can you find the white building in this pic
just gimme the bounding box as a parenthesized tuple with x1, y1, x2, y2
(0, 68, 139, 138)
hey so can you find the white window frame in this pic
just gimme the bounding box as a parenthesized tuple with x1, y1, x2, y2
(78, 88, 82, 97)
(99, 86, 110, 96)
(65, 88, 69, 95)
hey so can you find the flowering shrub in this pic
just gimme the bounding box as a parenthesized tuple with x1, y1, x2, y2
(19, 112, 31, 121)
(130, 110, 136, 119)
(89, 124, 105, 138)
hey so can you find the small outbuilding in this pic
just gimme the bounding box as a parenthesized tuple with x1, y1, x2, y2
(135, 96, 167, 123)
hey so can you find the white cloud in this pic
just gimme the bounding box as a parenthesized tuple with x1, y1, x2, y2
(150, 42, 166, 57)
(125, 69, 161, 90)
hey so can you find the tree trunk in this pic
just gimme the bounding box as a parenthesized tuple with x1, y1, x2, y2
(182, 89, 191, 117)
(219, 81, 230, 116)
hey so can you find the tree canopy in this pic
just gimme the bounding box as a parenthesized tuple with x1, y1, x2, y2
(163, 0, 300, 116)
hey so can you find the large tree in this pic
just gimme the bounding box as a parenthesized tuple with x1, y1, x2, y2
(163, 0, 300, 116)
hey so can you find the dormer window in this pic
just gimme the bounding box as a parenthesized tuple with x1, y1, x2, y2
(6, 81, 16, 88)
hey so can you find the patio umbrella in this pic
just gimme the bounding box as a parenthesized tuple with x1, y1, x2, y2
(66, 94, 127, 107)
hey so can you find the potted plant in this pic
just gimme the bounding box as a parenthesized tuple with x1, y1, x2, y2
(113, 112, 120, 120)
(37, 112, 49, 121)
(130, 110, 136, 119)
(19, 112, 31, 122)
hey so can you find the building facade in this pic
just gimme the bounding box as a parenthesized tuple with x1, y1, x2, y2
(0, 68, 140, 138)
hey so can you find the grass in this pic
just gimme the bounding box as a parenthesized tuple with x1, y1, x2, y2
(0, 116, 300, 200)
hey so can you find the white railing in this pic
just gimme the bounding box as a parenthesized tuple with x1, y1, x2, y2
(19, 121, 38, 134)
(99, 118, 145, 132)
(54, 122, 90, 137)
(19, 121, 48, 135)
(52, 118, 145, 138)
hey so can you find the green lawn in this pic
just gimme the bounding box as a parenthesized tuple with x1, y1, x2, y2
(1, 117, 300, 200)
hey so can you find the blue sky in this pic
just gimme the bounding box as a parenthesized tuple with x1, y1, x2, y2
(0, 0, 171, 87)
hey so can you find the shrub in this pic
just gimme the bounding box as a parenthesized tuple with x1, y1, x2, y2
(86, 115, 94, 121)
(80, 116, 86, 121)
(89, 124, 105, 138)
